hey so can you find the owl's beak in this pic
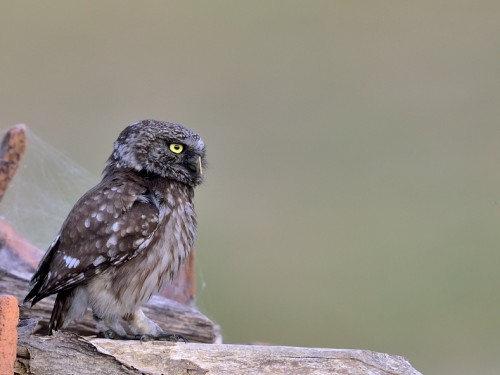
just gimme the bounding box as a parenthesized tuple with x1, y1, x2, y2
(197, 156, 203, 175)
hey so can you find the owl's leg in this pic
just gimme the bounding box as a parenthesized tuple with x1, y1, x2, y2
(124, 308, 186, 342)
(93, 313, 128, 339)
(126, 308, 163, 336)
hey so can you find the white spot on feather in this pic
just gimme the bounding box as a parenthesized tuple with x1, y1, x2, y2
(93, 255, 106, 266)
(106, 234, 118, 248)
(167, 193, 175, 206)
(133, 238, 145, 247)
(63, 255, 80, 269)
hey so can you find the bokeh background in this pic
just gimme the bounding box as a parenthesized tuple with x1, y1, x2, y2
(1, 1, 500, 374)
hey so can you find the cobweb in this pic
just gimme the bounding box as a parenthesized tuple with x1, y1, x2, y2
(0, 128, 98, 250)
(0, 126, 208, 298)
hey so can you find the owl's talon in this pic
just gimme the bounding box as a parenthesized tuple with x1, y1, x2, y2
(103, 330, 142, 341)
(139, 334, 152, 343)
(157, 333, 187, 343)
(136, 333, 187, 343)
(104, 330, 118, 339)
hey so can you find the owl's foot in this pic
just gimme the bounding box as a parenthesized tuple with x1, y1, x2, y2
(138, 333, 187, 343)
(103, 329, 187, 343)
(103, 329, 126, 339)
(103, 329, 140, 340)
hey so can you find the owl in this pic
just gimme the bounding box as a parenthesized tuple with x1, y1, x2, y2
(24, 120, 206, 340)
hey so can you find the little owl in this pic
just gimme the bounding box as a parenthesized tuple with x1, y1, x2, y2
(24, 119, 206, 340)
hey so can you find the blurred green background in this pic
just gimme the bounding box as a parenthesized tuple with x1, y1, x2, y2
(1, 1, 500, 374)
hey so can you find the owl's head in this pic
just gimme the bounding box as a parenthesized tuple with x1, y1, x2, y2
(106, 120, 206, 186)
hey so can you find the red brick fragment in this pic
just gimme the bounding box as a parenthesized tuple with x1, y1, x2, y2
(0, 295, 19, 375)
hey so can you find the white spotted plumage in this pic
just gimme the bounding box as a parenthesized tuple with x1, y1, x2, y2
(24, 120, 206, 338)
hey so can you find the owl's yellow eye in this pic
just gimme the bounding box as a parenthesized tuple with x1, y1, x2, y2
(169, 143, 184, 154)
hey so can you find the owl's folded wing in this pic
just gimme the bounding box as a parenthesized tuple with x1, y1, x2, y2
(25, 178, 166, 306)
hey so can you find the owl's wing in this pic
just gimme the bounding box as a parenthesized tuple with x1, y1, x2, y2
(25, 178, 165, 305)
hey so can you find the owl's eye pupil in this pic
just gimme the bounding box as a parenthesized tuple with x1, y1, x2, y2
(169, 143, 184, 154)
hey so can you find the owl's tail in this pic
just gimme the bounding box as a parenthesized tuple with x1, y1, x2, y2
(49, 290, 70, 334)
(49, 287, 87, 335)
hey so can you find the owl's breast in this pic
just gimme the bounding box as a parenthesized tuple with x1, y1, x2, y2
(128, 199, 196, 304)
(93, 192, 197, 313)
(156, 198, 197, 277)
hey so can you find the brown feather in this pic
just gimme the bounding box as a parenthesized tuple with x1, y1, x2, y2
(23, 120, 206, 336)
